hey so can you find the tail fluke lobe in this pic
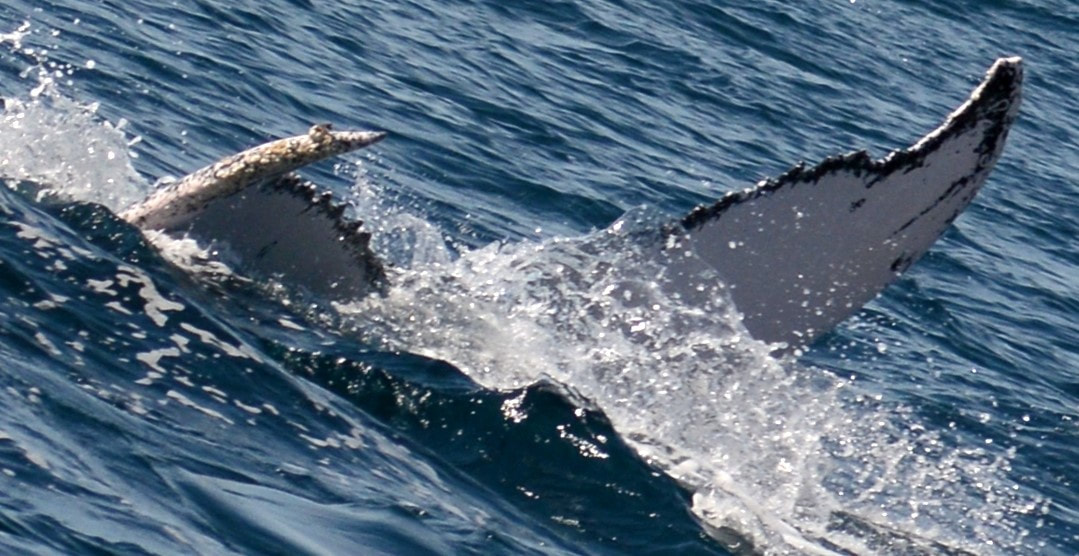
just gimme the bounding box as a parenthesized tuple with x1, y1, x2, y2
(668, 57, 1023, 348)
(120, 125, 385, 231)
(120, 125, 388, 299)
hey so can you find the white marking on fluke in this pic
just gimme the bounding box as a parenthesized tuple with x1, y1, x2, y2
(117, 58, 1021, 348)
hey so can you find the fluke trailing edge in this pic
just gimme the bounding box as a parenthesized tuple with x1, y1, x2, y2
(117, 58, 1023, 348)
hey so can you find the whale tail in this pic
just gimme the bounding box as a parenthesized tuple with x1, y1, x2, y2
(666, 57, 1023, 347)
(118, 58, 1022, 347)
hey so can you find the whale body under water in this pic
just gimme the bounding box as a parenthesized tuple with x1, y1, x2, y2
(107, 57, 1022, 349)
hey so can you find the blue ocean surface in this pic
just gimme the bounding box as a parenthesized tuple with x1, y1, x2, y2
(0, 0, 1076, 554)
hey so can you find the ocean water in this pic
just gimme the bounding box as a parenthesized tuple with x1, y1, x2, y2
(0, 0, 1076, 554)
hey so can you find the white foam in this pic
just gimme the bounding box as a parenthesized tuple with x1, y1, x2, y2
(340, 200, 1033, 552)
(0, 23, 145, 210)
(136, 348, 181, 375)
(116, 265, 185, 327)
(179, 322, 259, 361)
(165, 390, 235, 425)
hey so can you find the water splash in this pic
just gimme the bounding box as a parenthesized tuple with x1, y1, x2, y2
(0, 21, 30, 50)
(0, 22, 145, 211)
(342, 184, 1038, 553)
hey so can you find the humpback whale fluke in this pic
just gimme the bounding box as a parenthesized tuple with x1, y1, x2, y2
(110, 58, 1021, 347)
(666, 57, 1023, 347)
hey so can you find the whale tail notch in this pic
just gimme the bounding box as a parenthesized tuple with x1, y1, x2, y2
(666, 57, 1023, 348)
